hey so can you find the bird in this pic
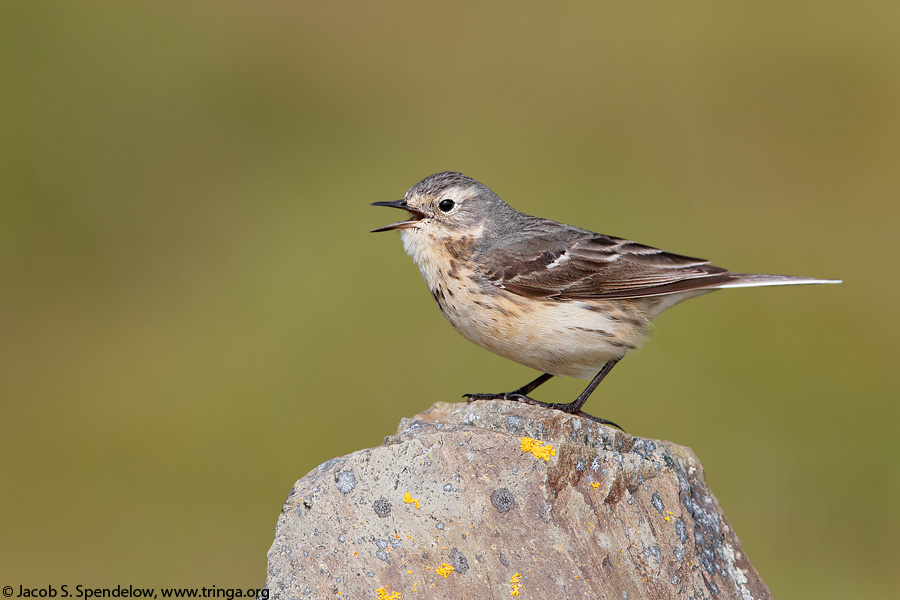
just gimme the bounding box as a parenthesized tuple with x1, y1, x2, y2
(371, 171, 840, 428)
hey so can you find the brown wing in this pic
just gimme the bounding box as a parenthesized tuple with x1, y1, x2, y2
(481, 225, 733, 299)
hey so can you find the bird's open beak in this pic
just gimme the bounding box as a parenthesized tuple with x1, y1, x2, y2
(370, 199, 427, 232)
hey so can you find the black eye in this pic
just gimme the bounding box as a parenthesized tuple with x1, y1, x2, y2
(438, 199, 455, 213)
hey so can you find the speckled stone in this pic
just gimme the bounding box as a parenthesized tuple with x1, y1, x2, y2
(265, 401, 771, 600)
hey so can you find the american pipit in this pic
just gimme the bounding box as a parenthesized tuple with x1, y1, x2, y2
(372, 171, 840, 427)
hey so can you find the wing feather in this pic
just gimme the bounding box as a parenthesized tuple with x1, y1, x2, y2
(481, 225, 732, 299)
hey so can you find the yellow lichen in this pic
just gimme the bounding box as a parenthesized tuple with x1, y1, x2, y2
(435, 563, 455, 578)
(510, 572, 522, 596)
(403, 492, 420, 509)
(589, 481, 600, 489)
(520, 437, 556, 461)
(376, 586, 401, 599)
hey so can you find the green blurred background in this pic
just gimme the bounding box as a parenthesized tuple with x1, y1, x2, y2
(1, 1, 897, 597)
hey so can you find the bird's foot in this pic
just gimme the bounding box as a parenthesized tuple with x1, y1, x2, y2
(463, 393, 624, 431)
(463, 391, 539, 403)
(464, 392, 522, 402)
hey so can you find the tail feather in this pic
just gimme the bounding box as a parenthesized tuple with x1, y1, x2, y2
(583, 272, 841, 299)
(716, 274, 842, 289)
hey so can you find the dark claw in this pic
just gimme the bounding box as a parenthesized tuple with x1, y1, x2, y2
(575, 411, 625, 432)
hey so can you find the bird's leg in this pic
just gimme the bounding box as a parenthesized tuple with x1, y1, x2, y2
(464, 361, 624, 430)
(553, 360, 619, 413)
(463, 372, 553, 402)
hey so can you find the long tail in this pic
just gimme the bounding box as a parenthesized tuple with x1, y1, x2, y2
(715, 274, 842, 289)
(584, 270, 841, 299)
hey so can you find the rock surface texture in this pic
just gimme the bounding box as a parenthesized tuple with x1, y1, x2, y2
(265, 401, 771, 599)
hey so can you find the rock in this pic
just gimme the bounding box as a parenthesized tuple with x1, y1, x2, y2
(265, 401, 771, 599)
